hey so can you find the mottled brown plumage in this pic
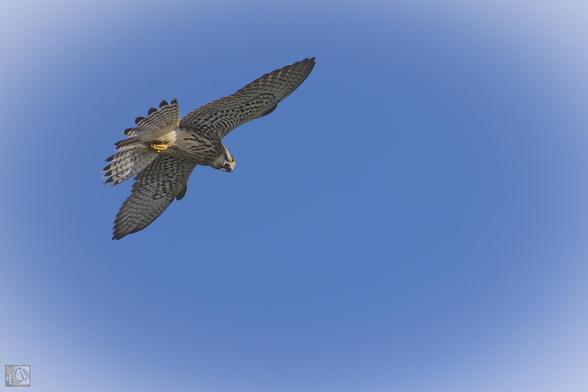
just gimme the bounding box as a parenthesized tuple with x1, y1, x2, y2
(104, 57, 316, 239)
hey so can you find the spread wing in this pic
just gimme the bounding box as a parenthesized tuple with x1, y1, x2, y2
(180, 57, 315, 138)
(113, 155, 196, 240)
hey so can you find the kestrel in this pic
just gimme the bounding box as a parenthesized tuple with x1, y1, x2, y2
(104, 57, 316, 239)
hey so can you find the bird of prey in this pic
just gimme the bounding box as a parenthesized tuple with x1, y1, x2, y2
(104, 57, 315, 240)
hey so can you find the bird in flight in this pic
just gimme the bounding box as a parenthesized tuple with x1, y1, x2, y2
(104, 57, 316, 240)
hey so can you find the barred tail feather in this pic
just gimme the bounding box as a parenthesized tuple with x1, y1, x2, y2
(125, 98, 180, 138)
(104, 98, 181, 185)
(103, 139, 157, 185)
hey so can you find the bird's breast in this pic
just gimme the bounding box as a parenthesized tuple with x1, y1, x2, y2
(174, 130, 219, 164)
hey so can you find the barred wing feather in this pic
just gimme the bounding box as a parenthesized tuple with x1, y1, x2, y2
(180, 57, 315, 138)
(113, 155, 196, 240)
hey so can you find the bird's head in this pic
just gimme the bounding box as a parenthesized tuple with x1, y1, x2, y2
(216, 145, 236, 173)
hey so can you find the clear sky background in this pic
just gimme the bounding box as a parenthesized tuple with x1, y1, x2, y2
(1, 1, 588, 391)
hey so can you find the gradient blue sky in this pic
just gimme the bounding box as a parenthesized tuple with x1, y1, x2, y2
(1, 1, 588, 391)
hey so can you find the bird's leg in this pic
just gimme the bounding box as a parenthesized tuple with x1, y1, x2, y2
(150, 141, 169, 153)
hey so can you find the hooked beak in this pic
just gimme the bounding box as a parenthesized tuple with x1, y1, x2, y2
(221, 160, 236, 172)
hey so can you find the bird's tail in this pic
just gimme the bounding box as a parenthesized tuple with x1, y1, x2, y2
(103, 139, 157, 185)
(103, 99, 181, 185)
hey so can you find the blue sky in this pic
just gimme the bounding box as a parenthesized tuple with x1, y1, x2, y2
(1, 1, 588, 391)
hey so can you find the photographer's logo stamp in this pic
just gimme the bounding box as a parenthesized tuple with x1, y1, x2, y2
(5, 365, 31, 387)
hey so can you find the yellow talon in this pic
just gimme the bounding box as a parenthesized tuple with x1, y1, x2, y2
(150, 142, 169, 153)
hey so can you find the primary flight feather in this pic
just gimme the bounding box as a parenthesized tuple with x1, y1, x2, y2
(104, 57, 316, 240)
